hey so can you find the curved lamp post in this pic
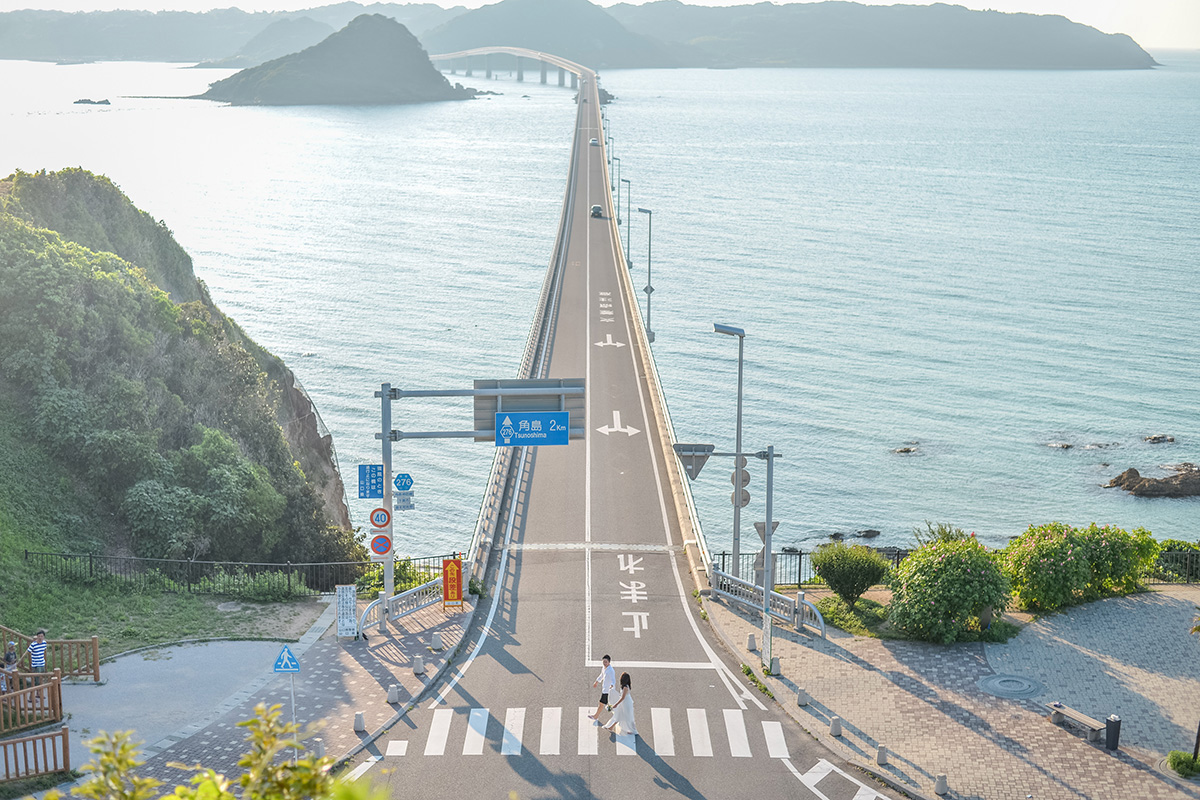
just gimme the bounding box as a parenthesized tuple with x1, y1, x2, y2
(638, 207, 654, 343)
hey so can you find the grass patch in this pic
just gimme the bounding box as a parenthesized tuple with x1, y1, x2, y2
(740, 663, 774, 699)
(1169, 751, 1200, 779)
(0, 769, 82, 800)
(816, 596, 1021, 643)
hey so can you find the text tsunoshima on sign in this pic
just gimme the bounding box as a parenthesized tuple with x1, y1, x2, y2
(494, 411, 569, 447)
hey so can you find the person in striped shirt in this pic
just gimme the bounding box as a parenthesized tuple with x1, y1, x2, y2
(25, 629, 48, 673)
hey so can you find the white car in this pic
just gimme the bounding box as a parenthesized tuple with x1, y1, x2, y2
(589, 138, 599, 146)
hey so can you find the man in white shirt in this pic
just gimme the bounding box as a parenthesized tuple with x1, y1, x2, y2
(589, 654, 616, 722)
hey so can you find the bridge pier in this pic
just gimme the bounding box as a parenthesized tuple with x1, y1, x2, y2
(516, 57, 524, 82)
(540, 61, 547, 84)
(571, 73, 578, 89)
(486, 54, 492, 80)
(465, 56, 473, 77)
(558, 67, 565, 87)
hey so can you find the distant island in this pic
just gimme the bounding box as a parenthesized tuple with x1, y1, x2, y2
(199, 14, 476, 106)
(0, 0, 1156, 70)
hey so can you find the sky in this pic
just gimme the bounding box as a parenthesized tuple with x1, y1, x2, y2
(0, 0, 1196, 50)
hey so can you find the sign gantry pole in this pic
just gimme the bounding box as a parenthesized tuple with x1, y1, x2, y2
(380, 383, 395, 609)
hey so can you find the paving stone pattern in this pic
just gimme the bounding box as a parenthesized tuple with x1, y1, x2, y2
(705, 590, 1200, 800)
(133, 599, 473, 786)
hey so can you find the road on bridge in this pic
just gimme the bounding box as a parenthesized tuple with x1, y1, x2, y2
(352, 57, 900, 800)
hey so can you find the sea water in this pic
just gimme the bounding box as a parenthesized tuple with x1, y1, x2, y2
(1, 54, 1197, 556)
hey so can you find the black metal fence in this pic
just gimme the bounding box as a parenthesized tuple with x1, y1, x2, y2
(25, 550, 460, 600)
(715, 548, 1200, 591)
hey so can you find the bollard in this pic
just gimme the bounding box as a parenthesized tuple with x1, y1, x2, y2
(796, 689, 809, 707)
(770, 656, 781, 675)
(876, 744, 888, 765)
(1106, 714, 1121, 751)
(353, 712, 366, 732)
(829, 716, 842, 737)
(312, 739, 325, 759)
(431, 632, 444, 650)
(934, 774, 948, 796)
(413, 655, 426, 675)
(747, 633, 756, 651)
(387, 684, 400, 704)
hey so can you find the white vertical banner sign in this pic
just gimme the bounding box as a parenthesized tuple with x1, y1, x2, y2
(336, 585, 357, 638)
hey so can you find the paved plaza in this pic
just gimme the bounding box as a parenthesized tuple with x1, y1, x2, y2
(707, 583, 1200, 799)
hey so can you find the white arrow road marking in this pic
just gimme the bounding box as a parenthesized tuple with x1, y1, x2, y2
(593, 334, 626, 348)
(595, 409, 640, 436)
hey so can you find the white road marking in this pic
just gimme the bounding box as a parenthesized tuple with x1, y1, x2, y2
(463, 708, 488, 755)
(723, 709, 752, 758)
(651, 707, 674, 756)
(540, 707, 562, 755)
(595, 409, 641, 436)
(762, 720, 789, 759)
(615, 732, 637, 755)
(584, 660, 713, 670)
(425, 708, 453, 756)
(687, 708, 713, 757)
(578, 706, 598, 755)
(502, 707, 525, 755)
(341, 756, 381, 782)
(593, 333, 626, 347)
(385, 740, 407, 757)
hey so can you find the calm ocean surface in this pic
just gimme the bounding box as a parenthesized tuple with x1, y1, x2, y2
(2, 54, 1198, 555)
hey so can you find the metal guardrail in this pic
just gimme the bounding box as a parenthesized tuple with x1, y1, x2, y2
(358, 576, 446, 636)
(0, 725, 70, 784)
(710, 569, 826, 639)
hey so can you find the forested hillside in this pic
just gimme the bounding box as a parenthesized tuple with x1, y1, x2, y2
(0, 169, 360, 565)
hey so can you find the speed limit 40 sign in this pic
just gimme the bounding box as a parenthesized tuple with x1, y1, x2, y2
(370, 507, 391, 529)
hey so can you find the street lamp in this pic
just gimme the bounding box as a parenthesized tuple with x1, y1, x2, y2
(620, 179, 631, 266)
(638, 207, 654, 343)
(713, 323, 745, 577)
(612, 157, 621, 225)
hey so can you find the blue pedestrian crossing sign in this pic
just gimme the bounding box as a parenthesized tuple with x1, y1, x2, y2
(273, 644, 301, 673)
(394, 473, 414, 491)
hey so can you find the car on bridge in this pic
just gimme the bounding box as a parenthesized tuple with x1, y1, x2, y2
(589, 138, 599, 146)
(590, 205, 603, 218)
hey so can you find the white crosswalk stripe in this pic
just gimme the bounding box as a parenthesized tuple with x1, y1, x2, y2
(385, 706, 794, 761)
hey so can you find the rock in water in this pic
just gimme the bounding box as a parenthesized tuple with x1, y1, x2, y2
(1106, 465, 1200, 498)
(199, 14, 475, 106)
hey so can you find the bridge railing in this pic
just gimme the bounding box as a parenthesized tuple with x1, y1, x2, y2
(710, 569, 826, 639)
(465, 65, 587, 580)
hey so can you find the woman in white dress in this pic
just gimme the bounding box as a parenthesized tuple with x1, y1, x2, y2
(604, 672, 637, 736)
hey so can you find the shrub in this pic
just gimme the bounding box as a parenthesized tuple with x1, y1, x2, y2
(811, 542, 890, 609)
(888, 538, 1010, 644)
(913, 521, 972, 546)
(1154, 539, 1200, 582)
(1168, 750, 1200, 778)
(1002, 522, 1158, 611)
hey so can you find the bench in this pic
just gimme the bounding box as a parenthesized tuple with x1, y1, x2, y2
(1046, 702, 1105, 742)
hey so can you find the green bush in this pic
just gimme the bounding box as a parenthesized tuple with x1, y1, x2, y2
(913, 521, 972, 546)
(1002, 522, 1158, 612)
(1168, 750, 1200, 778)
(1154, 539, 1200, 582)
(888, 537, 1010, 644)
(811, 542, 890, 609)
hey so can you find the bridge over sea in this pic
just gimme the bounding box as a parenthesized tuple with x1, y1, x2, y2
(351, 47, 890, 799)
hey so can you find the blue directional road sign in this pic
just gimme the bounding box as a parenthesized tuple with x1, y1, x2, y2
(273, 644, 300, 673)
(494, 411, 570, 447)
(358, 465, 384, 499)
(394, 473, 413, 492)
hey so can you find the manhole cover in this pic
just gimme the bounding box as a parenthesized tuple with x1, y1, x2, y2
(977, 674, 1044, 699)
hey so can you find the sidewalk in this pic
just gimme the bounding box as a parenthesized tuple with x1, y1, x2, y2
(703, 585, 1200, 800)
(49, 596, 474, 790)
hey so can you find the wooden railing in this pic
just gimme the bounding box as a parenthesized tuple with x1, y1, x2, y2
(0, 725, 71, 784)
(1, 625, 100, 682)
(0, 669, 64, 737)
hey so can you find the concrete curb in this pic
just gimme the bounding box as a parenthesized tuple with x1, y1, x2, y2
(700, 596, 936, 800)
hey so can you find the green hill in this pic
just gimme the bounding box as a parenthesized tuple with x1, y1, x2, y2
(0, 168, 360, 567)
(200, 14, 475, 106)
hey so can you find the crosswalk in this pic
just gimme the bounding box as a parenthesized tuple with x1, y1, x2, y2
(383, 706, 793, 761)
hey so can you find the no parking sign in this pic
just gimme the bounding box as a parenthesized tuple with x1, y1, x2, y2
(370, 532, 392, 562)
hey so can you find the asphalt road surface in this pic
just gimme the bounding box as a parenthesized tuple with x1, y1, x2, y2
(351, 61, 900, 800)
